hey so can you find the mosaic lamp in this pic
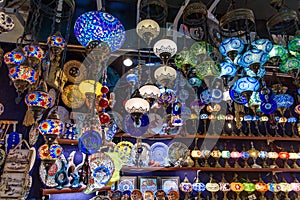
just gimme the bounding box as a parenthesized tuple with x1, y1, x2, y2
(231, 77, 260, 103)
(47, 31, 66, 55)
(74, 11, 125, 52)
(25, 81, 52, 120)
(219, 37, 245, 62)
(136, 19, 160, 46)
(153, 39, 177, 64)
(125, 89, 150, 125)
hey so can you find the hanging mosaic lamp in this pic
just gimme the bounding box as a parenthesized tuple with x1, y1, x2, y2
(190, 41, 213, 56)
(139, 83, 161, 106)
(232, 77, 260, 94)
(125, 89, 150, 125)
(8, 65, 38, 94)
(174, 49, 197, 76)
(4, 47, 26, 68)
(23, 44, 45, 67)
(273, 94, 294, 115)
(243, 66, 266, 78)
(153, 39, 177, 64)
(219, 62, 237, 88)
(195, 60, 220, 80)
(219, 37, 245, 62)
(47, 31, 66, 55)
(154, 65, 177, 87)
(38, 110, 64, 144)
(288, 35, 300, 58)
(25, 81, 52, 120)
(267, 44, 288, 66)
(0, 12, 14, 33)
(136, 19, 160, 46)
(238, 49, 269, 74)
(279, 56, 300, 73)
(74, 11, 125, 52)
(251, 39, 273, 53)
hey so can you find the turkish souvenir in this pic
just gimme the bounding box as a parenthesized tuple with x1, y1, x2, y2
(55, 159, 68, 189)
(219, 174, 230, 200)
(192, 171, 205, 200)
(138, 176, 158, 194)
(155, 190, 167, 200)
(78, 130, 102, 155)
(114, 141, 133, 166)
(179, 173, 192, 200)
(130, 189, 143, 200)
(130, 142, 150, 167)
(168, 142, 188, 166)
(29, 124, 39, 146)
(167, 190, 179, 200)
(144, 190, 155, 200)
(63, 60, 87, 83)
(61, 84, 85, 109)
(160, 176, 180, 194)
(206, 174, 220, 200)
(211, 146, 222, 167)
(117, 176, 137, 192)
(150, 142, 168, 167)
(191, 138, 201, 167)
(230, 145, 241, 168)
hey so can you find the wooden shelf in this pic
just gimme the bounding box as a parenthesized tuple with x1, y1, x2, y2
(57, 139, 78, 145)
(115, 133, 300, 141)
(121, 167, 300, 172)
(42, 186, 111, 195)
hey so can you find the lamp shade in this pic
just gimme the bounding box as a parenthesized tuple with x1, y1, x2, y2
(38, 119, 64, 135)
(238, 49, 269, 69)
(23, 44, 45, 62)
(195, 60, 220, 80)
(8, 65, 38, 93)
(79, 80, 102, 96)
(4, 48, 25, 67)
(251, 39, 273, 53)
(288, 35, 300, 58)
(136, 19, 160, 46)
(279, 56, 300, 73)
(74, 11, 125, 51)
(273, 94, 294, 109)
(47, 31, 66, 53)
(268, 44, 288, 63)
(219, 37, 245, 60)
(219, 62, 237, 77)
(139, 83, 160, 106)
(154, 65, 177, 86)
(125, 98, 149, 113)
(232, 77, 260, 94)
(153, 39, 177, 63)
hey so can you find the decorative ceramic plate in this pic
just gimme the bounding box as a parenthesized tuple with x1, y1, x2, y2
(114, 141, 134, 166)
(63, 60, 87, 83)
(150, 142, 168, 167)
(29, 124, 39, 146)
(39, 155, 67, 187)
(92, 166, 111, 189)
(162, 180, 179, 194)
(148, 113, 164, 135)
(130, 142, 151, 167)
(78, 130, 102, 155)
(131, 189, 143, 200)
(61, 84, 85, 109)
(168, 142, 188, 165)
(89, 152, 115, 175)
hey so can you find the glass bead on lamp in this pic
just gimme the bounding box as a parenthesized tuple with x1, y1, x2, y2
(219, 37, 245, 62)
(136, 19, 160, 46)
(8, 65, 38, 95)
(153, 39, 177, 64)
(74, 11, 125, 52)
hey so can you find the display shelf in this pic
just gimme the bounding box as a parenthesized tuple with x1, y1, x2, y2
(121, 167, 300, 172)
(42, 186, 111, 195)
(115, 133, 300, 141)
(57, 139, 79, 145)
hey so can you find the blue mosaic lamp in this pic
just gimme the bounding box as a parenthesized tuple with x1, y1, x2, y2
(274, 94, 294, 115)
(219, 62, 237, 88)
(251, 39, 273, 53)
(74, 11, 125, 52)
(238, 49, 269, 74)
(219, 37, 245, 62)
(243, 66, 266, 78)
(232, 77, 260, 94)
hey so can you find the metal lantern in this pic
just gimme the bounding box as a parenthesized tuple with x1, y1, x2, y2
(136, 19, 160, 46)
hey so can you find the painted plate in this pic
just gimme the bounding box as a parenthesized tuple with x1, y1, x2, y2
(39, 155, 67, 187)
(61, 84, 85, 109)
(89, 152, 115, 175)
(78, 130, 102, 155)
(114, 141, 134, 166)
(150, 142, 168, 167)
(118, 179, 135, 192)
(130, 142, 151, 167)
(63, 60, 87, 83)
(168, 142, 188, 165)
